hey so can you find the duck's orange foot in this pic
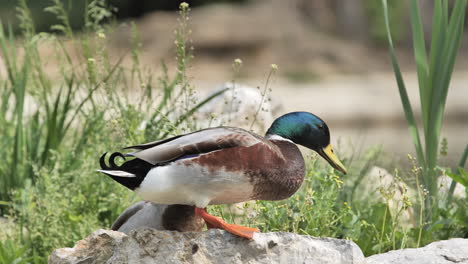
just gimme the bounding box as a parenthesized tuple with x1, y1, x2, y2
(194, 207, 260, 239)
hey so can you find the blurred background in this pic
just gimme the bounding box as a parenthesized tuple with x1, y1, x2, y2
(0, 0, 466, 166)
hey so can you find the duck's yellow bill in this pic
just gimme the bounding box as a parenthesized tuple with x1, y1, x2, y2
(318, 144, 347, 174)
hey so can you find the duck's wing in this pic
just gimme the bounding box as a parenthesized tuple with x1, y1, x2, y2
(125, 127, 265, 165)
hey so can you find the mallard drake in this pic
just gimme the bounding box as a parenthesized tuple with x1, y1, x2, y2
(111, 201, 204, 234)
(99, 111, 347, 239)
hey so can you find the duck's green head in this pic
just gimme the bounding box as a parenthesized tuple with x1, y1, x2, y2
(266, 111, 347, 174)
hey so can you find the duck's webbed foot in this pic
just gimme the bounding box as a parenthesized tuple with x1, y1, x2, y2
(194, 207, 259, 239)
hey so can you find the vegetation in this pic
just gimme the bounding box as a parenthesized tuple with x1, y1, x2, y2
(0, 1, 220, 262)
(382, 0, 468, 230)
(0, 1, 466, 263)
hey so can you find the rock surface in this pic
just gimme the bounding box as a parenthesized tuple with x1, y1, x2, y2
(49, 229, 365, 264)
(366, 238, 468, 264)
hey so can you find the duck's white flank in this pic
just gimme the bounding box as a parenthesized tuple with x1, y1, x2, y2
(135, 161, 254, 208)
(266, 134, 293, 143)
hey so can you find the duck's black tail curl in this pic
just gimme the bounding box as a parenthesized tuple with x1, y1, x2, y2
(98, 152, 153, 190)
(100, 152, 126, 170)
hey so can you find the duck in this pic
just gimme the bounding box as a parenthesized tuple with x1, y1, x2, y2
(99, 111, 347, 239)
(111, 201, 204, 234)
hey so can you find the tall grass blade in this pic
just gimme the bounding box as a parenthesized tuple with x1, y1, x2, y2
(427, 0, 446, 107)
(11, 55, 29, 192)
(384, 0, 467, 222)
(410, 0, 429, 136)
(381, 0, 425, 167)
(425, 0, 466, 199)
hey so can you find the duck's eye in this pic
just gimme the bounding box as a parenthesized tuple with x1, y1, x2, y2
(317, 124, 324, 130)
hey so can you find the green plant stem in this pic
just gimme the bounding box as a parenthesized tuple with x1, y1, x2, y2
(414, 166, 424, 248)
(249, 68, 274, 131)
(381, 0, 426, 169)
(378, 204, 388, 254)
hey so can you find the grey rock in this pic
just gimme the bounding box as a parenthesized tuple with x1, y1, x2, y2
(438, 175, 466, 199)
(49, 229, 366, 264)
(366, 238, 468, 264)
(196, 82, 283, 134)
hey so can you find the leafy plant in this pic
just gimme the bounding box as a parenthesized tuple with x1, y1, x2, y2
(381, 0, 467, 222)
(446, 146, 468, 188)
(0, 0, 222, 205)
(7, 151, 135, 260)
(0, 237, 40, 264)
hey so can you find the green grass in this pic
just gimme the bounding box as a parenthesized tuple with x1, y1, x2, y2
(0, 236, 41, 264)
(0, 1, 466, 262)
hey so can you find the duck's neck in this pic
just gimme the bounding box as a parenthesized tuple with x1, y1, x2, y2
(265, 134, 293, 143)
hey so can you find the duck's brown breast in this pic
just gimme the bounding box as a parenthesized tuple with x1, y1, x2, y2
(249, 140, 305, 201)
